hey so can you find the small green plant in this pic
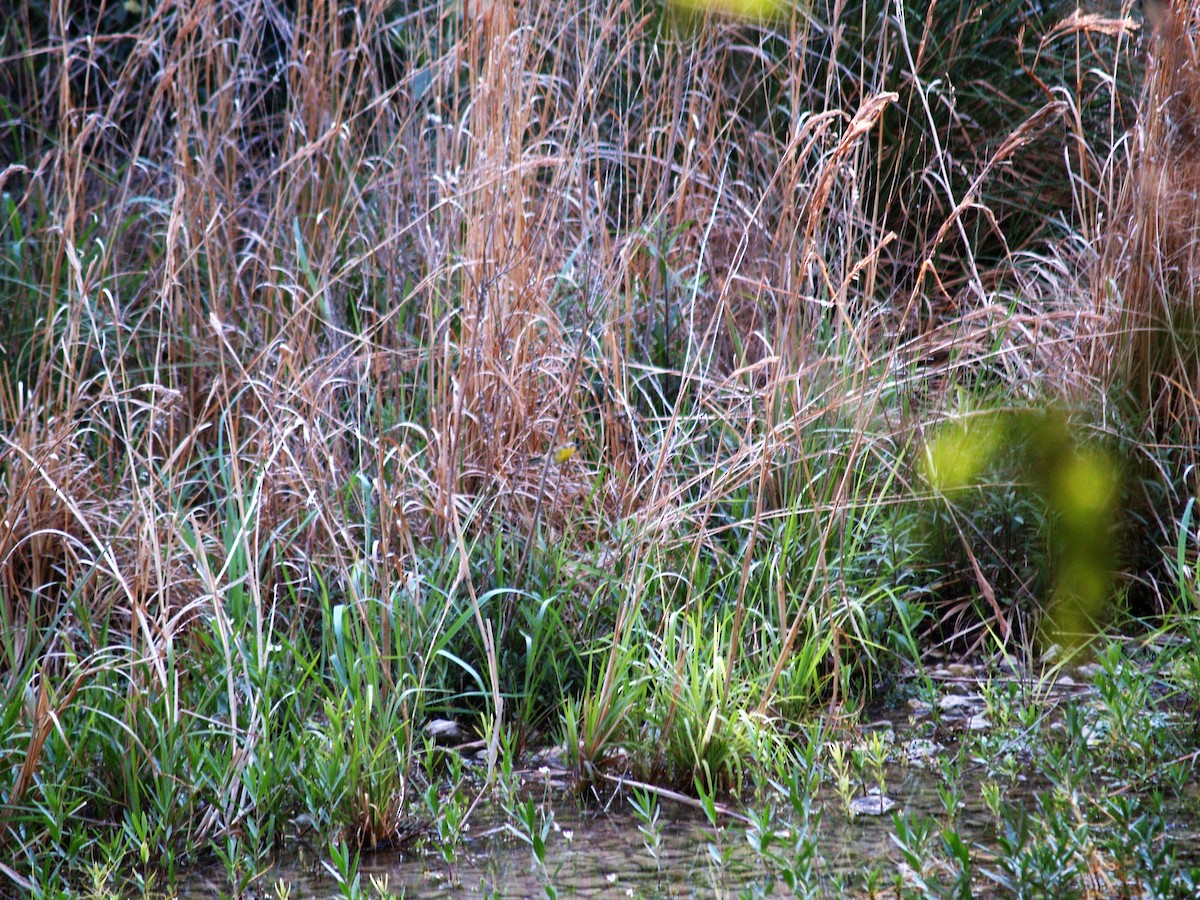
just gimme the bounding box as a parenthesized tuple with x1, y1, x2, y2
(421, 739, 468, 866)
(562, 616, 649, 787)
(858, 729, 890, 797)
(649, 608, 760, 794)
(940, 826, 974, 900)
(889, 813, 941, 896)
(936, 752, 963, 820)
(212, 836, 262, 899)
(322, 840, 364, 900)
(982, 798, 1091, 898)
(505, 797, 554, 873)
(827, 742, 856, 815)
(981, 781, 1003, 822)
(628, 787, 664, 868)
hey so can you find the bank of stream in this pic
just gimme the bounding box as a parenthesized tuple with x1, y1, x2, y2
(180, 652, 1200, 897)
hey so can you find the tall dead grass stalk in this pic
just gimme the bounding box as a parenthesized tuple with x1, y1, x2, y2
(1104, 0, 1200, 447)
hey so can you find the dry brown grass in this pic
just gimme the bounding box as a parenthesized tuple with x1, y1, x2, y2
(1103, 0, 1200, 442)
(1085, 0, 1200, 609)
(0, 0, 1154, 668)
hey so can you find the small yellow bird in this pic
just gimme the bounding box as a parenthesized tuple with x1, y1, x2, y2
(550, 444, 576, 465)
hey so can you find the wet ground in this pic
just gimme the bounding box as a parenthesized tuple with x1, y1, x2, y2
(180, 661, 1200, 897)
(181, 745, 998, 897)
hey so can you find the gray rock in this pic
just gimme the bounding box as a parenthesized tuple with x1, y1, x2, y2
(849, 791, 896, 817)
(423, 718, 463, 745)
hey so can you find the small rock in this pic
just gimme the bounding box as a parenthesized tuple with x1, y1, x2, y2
(530, 745, 569, 769)
(938, 694, 977, 711)
(947, 663, 975, 678)
(423, 718, 463, 745)
(903, 738, 944, 762)
(849, 791, 897, 817)
(1076, 662, 1103, 680)
(966, 714, 990, 731)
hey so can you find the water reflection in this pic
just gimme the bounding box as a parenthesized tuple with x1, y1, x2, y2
(180, 761, 996, 898)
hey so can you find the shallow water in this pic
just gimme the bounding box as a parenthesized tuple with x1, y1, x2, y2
(178, 688, 1200, 898)
(180, 762, 997, 898)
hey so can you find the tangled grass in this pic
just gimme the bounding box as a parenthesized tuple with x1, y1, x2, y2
(1, 0, 1196, 892)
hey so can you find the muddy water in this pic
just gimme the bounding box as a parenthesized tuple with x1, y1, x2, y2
(177, 666, 1200, 896)
(180, 762, 997, 898)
